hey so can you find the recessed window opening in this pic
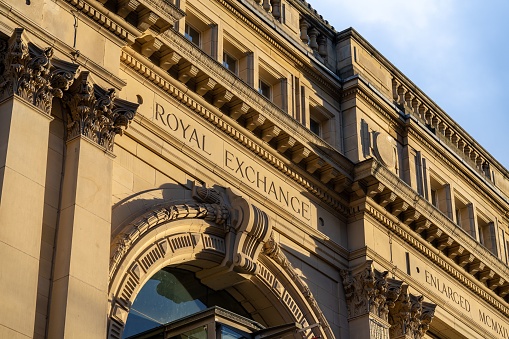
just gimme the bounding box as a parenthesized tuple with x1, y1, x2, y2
(477, 216, 497, 255)
(185, 23, 201, 47)
(310, 118, 320, 136)
(223, 52, 237, 74)
(258, 62, 287, 111)
(258, 79, 272, 100)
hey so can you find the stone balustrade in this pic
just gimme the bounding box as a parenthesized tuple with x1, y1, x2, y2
(391, 77, 493, 181)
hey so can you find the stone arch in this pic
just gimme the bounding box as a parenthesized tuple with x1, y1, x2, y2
(108, 184, 333, 339)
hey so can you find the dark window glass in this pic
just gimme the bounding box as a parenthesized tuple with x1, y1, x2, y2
(258, 80, 271, 99)
(310, 118, 320, 136)
(123, 268, 250, 338)
(223, 52, 237, 74)
(185, 24, 201, 47)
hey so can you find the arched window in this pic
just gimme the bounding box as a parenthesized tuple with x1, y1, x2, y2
(123, 268, 251, 338)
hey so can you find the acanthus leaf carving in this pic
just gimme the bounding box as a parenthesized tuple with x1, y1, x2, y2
(388, 285, 435, 339)
(340, 261, 398, 321)
(0, 28, 79, 114)
(64, 71, 138, 150)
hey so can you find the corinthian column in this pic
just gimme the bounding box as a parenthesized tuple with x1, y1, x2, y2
(340, 261, 403, 339)
(48, 71, 138, 338)
(0, 28, 77, 338)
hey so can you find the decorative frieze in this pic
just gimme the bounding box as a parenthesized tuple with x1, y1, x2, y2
(64, 72, 138, 151)
(0, 29, 78, 115)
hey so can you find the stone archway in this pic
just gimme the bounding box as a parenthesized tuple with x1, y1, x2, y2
(108, 184, 333, 339)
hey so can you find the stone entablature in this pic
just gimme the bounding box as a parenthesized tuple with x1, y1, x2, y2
(340, 261, 436, 339)
(352, 158, 509, 316)
(120, 49, 354, 215)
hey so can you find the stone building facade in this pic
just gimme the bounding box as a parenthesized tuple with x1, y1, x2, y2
(0, 0, 508, 338)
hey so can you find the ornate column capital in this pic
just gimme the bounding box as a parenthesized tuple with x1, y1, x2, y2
(64, 71, 138, 151)
(340, 261, 402, 322)
(389, 285, 437, 339)
(0, 28, 79, 114)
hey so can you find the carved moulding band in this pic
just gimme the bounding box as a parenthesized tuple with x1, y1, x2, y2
(0, 28, 79, 114)
(108, 185, 333, 339)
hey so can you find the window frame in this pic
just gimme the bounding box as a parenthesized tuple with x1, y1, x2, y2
(223, 51, 238, 75)
(184, 23, 201, 47)
(258, 79, 272, 100)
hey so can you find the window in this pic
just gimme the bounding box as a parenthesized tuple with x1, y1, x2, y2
(428, 175, 451, 218)
(184, 23, 201, 47)
(122, 268, 250, 338)
(477, 216, 497, 255)
(183, 8, 218, 58)
(222, 35, 253, 86)
(258, 79, 272, 100)
(223, 52, 237, 74)
(308, 101, 334, 144)
(310, 118, 320, 136)
(258, 62, 287, 111)
(453, 196, 474, 237)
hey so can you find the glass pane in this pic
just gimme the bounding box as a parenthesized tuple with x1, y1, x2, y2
(185, 24, 200, 46)
(169, 325, 208, 339)
(219, 324, 250, 339)
(310, 119, 320, 136)
(123, 268, 250, 338)
(223, 53, 237, 74)
(259, 80, 271, 99)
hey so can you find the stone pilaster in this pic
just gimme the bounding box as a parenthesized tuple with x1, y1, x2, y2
(341, 260, 437, 339)
(0, 28, 77, 338)
(48, 73, 137, 338)
(341, 261, 403, 339)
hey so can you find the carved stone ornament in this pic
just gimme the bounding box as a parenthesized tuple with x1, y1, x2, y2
(341, 262, 436, 338)
(63, 71, 138, 151)
(197, 187, 273, 288)
(262, 234, 334, 339)
(0, 28, 79, 114)
(388, 285, 436, 339)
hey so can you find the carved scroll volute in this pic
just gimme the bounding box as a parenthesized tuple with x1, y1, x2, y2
(381, 278, 403, 321)
(417, 302, 436, 339)
(341, 263, 368, 318)
(0, 28, 78, 114)
(389, 285, 411, 338)
(226, 187, 271, 274)
(64, 72, 138, 150)
(64, 71, 96, 141)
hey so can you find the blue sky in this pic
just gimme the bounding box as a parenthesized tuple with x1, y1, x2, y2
(309, 1, 509, 170)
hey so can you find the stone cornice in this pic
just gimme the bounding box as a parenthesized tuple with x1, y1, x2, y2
(120, 49, 352, 216)
(342, 77, 401, 129)
(337, 27, 509, 179)
(406, 121, 509, 216)
(342, 73, 509, 218)
(218, 0, 340, 96)
(364, 224, 504, 339)
(0, 0, 127, 89)
(353, 158, 509, 318)
(364, 200, 509, 320)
